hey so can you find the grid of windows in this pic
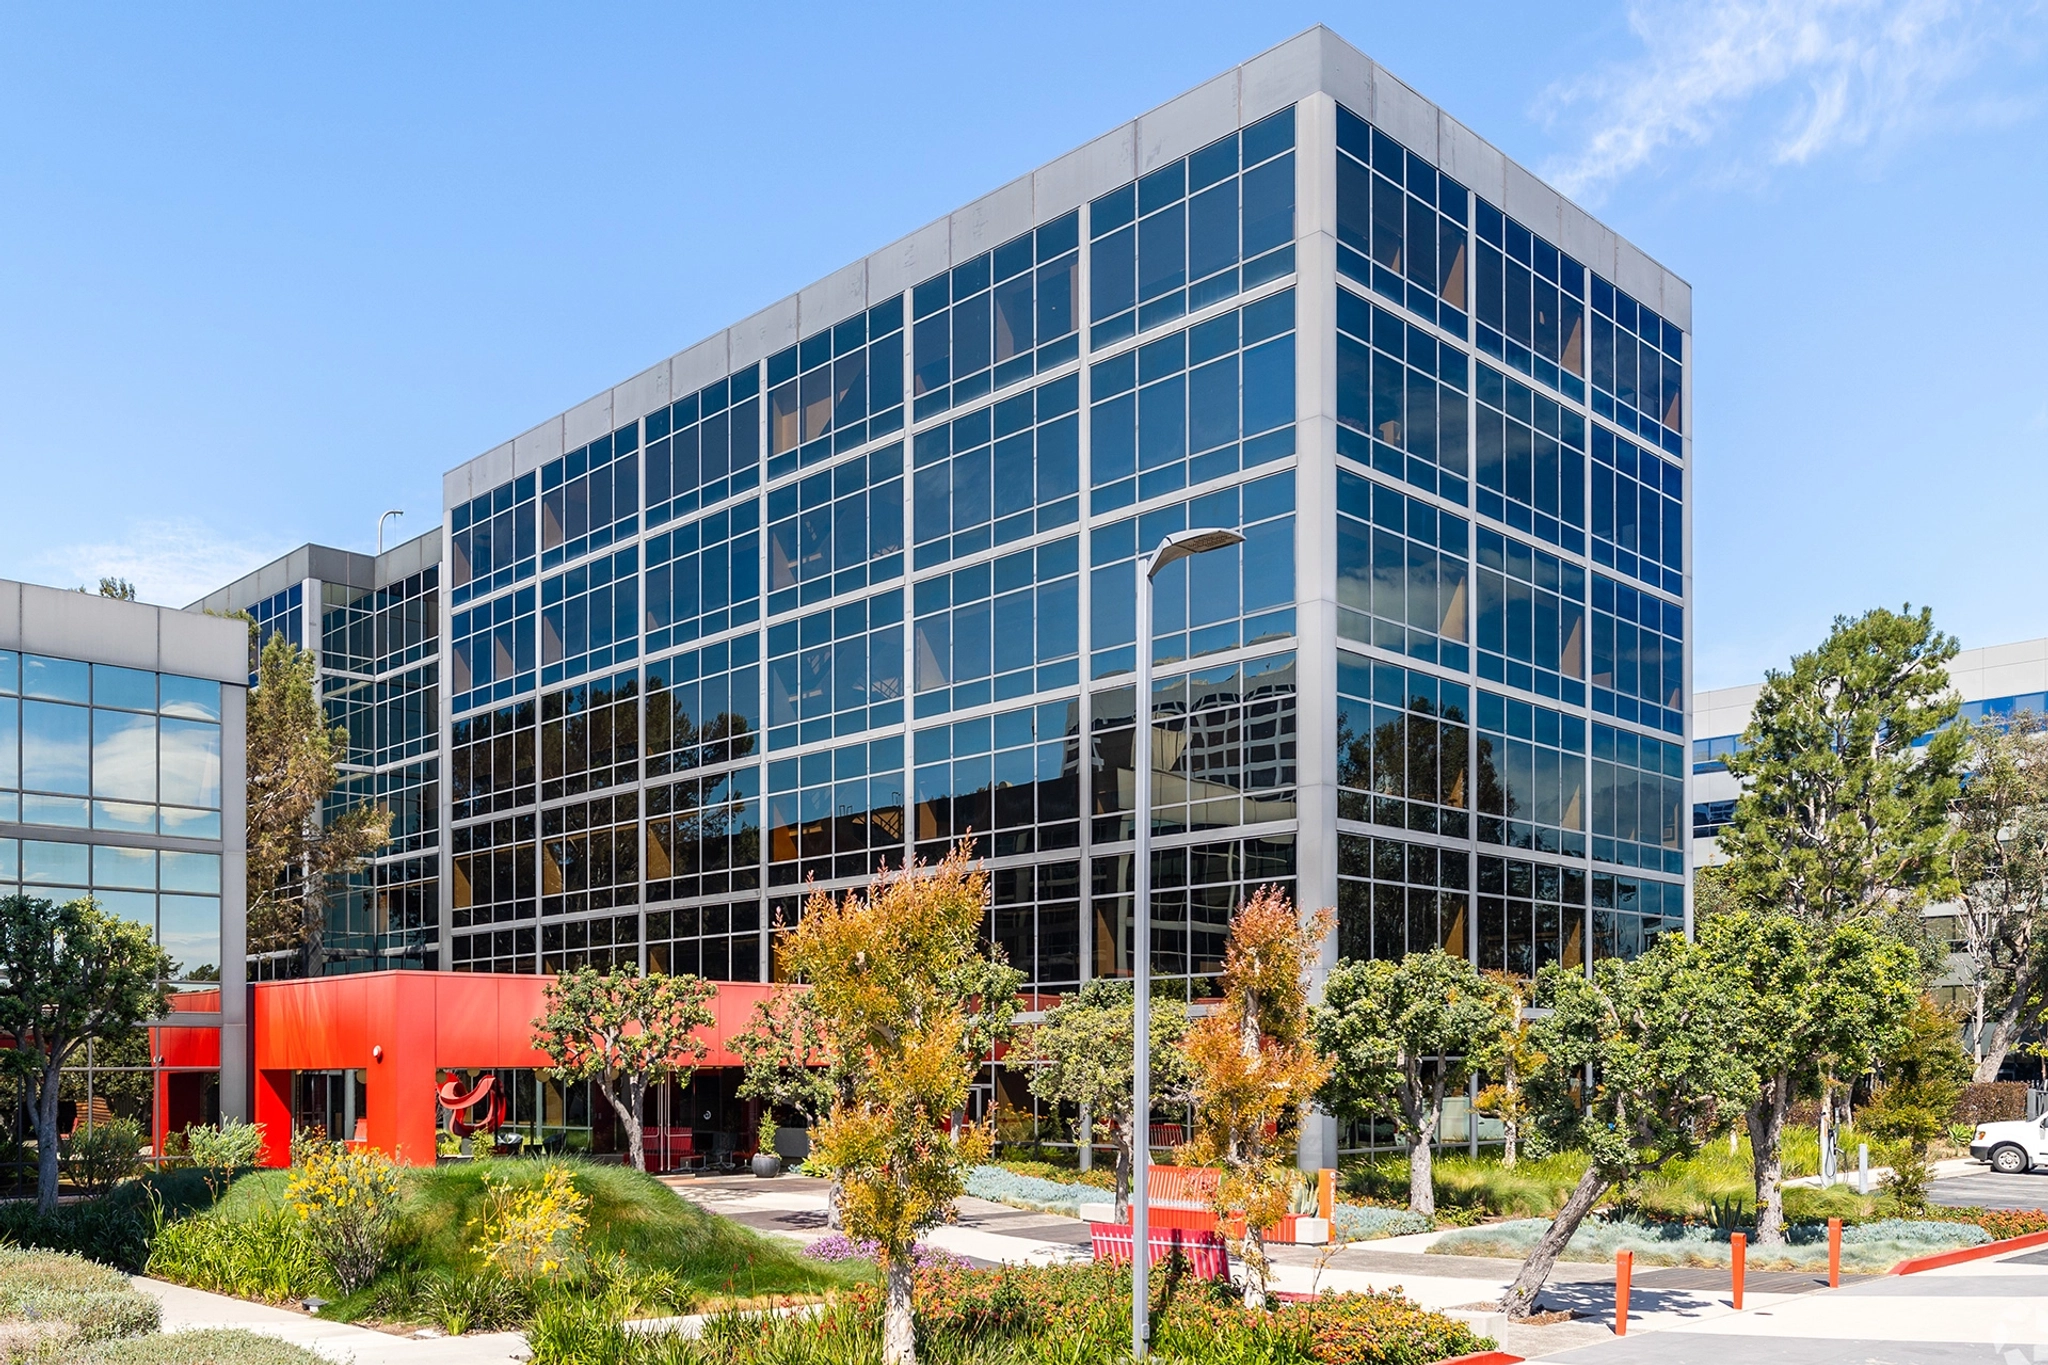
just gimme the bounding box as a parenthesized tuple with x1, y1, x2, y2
(1476, 854, 1586, 974)
(1090, 109, 1295, 350)
(1692, 734, 1740, 773)
(646, 767, 762, 903)
(915, 702, 1080, 861)
(0, 838, 222, 983)
(1089, 652, 1296, 844)
(990, 860, 1082, 995)
(1090, 289, 1295, 512)
(0, 653, 224, 839)
(1334, 105, 1470, 336)
(541, 912, 641, 975)
(450, 587, 535, 714)
(1337, 655, 1470, 839)
(1336, 287, 1469, 505)
(1475, 691, 1586, 858)
(541, 792, 639, 916)
(450, 701, 534, 821)
(451, 814, 536, 930)
(915, 538, 1079, 715)
(643, 499, 762, 655)
(330, 762, 438, 859)
(324, 664, 436, 769)
(247, 585, 304, 681)
(540, 425, 640, 572)
(1335, 832, 1469, 962)
(1473, 529, 1587, 705)
(1475, 364, 1587, 554)
(648, 903, 759, 982)
(915, 214, 1079, 422)
(1474, 203, 1587, 401)
(646, 366, 764, 527)
(1334, 470, 1469, 670)
(645, 635, 761, 778)
(1693, 799, 1736, 839)
(328, 849, 439, 972)
(1591, 427, 1683, 596)
(452, 925, 535, 974)
(768, 587, 906, 747)
(768, 738, 905, 887)
(1591, 575, 1683, 734)
(451, 476, 537, 607)
(1590, 278, 1684, 450)
(770, 297, 906, 477)
(915, 377, 1078, 568)
(1592, 871, 1686, 960)
(1091, 836, 1296, 988)
(538, 669, 637, 802)
(321, 570, 439, 676)
(769, 443, 905, 613)
(541, 547, 638, 686)
(1089, 475, 1294, 679)
(1592, 722, 1685, 874)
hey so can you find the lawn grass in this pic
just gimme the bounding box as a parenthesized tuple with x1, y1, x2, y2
(170, 1158, 865, 1329)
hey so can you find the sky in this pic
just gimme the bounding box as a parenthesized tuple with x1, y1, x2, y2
(1, 1, 2043, 689)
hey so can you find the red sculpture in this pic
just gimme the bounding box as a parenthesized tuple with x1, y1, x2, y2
(437, 1073, 504, 1137)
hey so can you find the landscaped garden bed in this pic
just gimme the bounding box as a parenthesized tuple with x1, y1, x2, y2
(1429, 1214, 1989, 1271)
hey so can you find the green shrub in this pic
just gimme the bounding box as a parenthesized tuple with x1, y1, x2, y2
(144, 1204, 329, 1304)
(284, 1142, 403, 1293)
(65, 1120, 145, 1196)
(0, 1245, 160, 1361)
(0, 1192, 152, 1273)
(173, 1120, 265, 1203)
(76, 1329, 326, 1365)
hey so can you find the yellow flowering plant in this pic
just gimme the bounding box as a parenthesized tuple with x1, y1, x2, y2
(284, 1141, 404, 1293)
(471, 1163, 590, 1280)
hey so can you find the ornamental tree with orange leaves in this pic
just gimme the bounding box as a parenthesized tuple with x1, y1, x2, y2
(1177, 885, 1332, 1306)
(781, 844, 1023, 1365)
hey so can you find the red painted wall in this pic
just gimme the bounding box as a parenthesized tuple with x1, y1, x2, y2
(250, 971, 792, 1166)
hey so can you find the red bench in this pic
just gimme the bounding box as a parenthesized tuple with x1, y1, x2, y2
(1087, 1222, 1229, 1280)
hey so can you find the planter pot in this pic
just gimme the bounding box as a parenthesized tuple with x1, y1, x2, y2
(752, 1153, 785, 1178)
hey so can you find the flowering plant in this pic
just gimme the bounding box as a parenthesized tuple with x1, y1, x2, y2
(284, 1141, 403, 1293)
(471, 1163, 590, 1280)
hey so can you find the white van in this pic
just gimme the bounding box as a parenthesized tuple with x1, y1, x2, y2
(1970, 1116, 2048, 1174)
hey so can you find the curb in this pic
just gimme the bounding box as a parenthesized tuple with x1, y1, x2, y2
(1429, 1353, 1524, 1365)
(1890, 1226, 2048, 1275)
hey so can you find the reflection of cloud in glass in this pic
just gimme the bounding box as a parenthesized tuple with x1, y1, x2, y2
(160, 895, 220, 980)
(159, 720, 221, 809)
(93, 710, 158, 801)
(94, 888, 156, 927)
(22, 701, 90, 794)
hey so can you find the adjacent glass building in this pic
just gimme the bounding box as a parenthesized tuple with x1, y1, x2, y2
(0, 580, 249, 1152)
(204, 27, 1695, 1162)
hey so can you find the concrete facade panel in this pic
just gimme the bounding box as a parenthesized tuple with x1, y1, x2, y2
(1136, 71, 1239, 172)
(868, 219, 951, 301)
(1559, 201, 1617, 274)
(729, 296, 800, 370)
(610, 362, 671, 427)
(951, 175, 1034, 259)
(1503, 161, 1564, 243)
(1369, 66, 1438, 161)
(1318, 26, 1372, 117)
(562, 393, 614, 450)
(670, 335, 731, 397)
(1035, 127, 1135, 223)
(797, 259, 869, 335)
(1613, 240, 1664, 313)
(1240, 29, 1323, 124)
(1441, 116, 1505, 202)
(511, 418, 562, 474)
(1660, 271, 1695, 331)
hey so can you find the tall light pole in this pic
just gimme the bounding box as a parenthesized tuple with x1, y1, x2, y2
(1132, 526, 1242, 1359)
(376, 509, 404, 555)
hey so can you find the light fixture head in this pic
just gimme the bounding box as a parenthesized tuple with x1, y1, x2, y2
(1144, 526, 1245, 578)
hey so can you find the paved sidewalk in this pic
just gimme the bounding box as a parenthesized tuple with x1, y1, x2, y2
(133, 1277, 529, 1364)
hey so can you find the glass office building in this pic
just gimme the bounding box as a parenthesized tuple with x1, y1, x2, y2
(0, 580, 249, 1150)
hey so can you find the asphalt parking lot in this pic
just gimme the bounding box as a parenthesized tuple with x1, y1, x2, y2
(1930, 1165, 2048, 1210)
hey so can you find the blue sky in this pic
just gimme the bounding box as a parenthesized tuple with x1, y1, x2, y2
(1, 2, 2043, 688)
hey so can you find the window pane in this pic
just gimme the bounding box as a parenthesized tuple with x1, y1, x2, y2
(160, 895, 221, 980)
(22, 701, 89, 795)
(160, 850, 222, 894)
(93, 710, 157, 802)
(93, 665, 156, 712)
(93, 844, 156, 890)
(159, 719, 223, 810)
(23, 656, 88, 702)
(159, 676, 221, 722)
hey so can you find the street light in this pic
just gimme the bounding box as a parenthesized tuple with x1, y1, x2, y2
(1132, 525, 1243, 1359)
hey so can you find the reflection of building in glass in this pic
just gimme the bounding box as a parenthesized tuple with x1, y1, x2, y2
(0, 580, 248, 1157)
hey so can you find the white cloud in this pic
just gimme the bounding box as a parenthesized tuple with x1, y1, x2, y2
(42, 520, 290, 609)
(1542, 0, 2046, 200)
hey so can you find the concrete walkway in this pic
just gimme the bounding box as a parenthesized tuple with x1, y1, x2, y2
(133, 1277, 530, 1364)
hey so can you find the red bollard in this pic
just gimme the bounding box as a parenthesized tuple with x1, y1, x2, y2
(1828, 1217, 1842, 1288)
(1615, 1249, 1633, 1336)
(1731, 1232, 1747, 1309)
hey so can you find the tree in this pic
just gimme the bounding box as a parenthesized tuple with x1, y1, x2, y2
(1860, 995, 1972, 1214)
(1470, 970, 1541, 1169)
(1713, 607, 1963, 1241)
(732, 989, 836, 1134)
(1698, 910, 1919, 1243)
(87, 577, 138, 600)
(1313, 949, 1502, 1216)
(783, 846, 1013, 1365)
(1180, 887, 1331, 1307)
(245, 632, 392, 973)
(1016, 978, 1190, 1216)
(1498, 937, 1753, 1320)
(531, 966, 716, 1172)
(0, 894, 171, 1212)
(1948, 713, 2048, 1081)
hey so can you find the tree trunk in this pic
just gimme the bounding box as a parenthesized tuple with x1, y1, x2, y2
(35, 1058, 62, 1215)
(1502, 1067, 1519, 1169)
(1971, 981, 1989, 1070)
(1500, 1161, 1609, 1319)
(1112, 1117, 1135, 1219)
(882, 1255, 916, 1365)
(602, 1078, 646, 1172)
(1974, 966, 2036, 1083)
(1748, 1073, 1790, 1246)
(1407, 1125, 1436, 1218)
(1240, 1226, 1270, 1308)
